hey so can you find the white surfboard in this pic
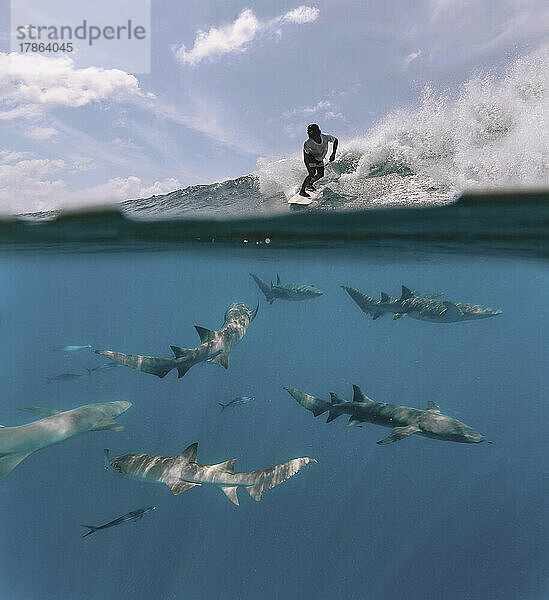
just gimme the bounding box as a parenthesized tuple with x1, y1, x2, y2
(287, 190, 320, 205)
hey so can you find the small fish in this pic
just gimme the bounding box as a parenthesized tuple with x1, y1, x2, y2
(218, 396, 255, 412)
(54, 344, 93, 353)
(44, 373, 84, 383)
(86, 362, 120, 376)
(82, 506, 156, 538)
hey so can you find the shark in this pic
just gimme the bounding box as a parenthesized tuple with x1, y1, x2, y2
(284, 385, 486, 445)
(104, 443, 316, 506)
(94, 302, 258, 378)
(82, 506, 156, 538)
(250, 273, 323, 304)
(0, 401, 131, 479)
(342, 285, 502, 322)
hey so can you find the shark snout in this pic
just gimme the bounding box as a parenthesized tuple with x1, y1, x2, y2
(112, 401, 132, 414)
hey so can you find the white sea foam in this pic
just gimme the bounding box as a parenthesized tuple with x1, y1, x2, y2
(258, 44, 549, 207)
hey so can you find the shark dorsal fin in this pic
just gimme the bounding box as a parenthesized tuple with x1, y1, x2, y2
(276, 274, 281, 285)
(20, 407, 62, 417)
(194, 326, 215, 344)
(178, 442, 198, 463)
(212, 458, 236, 473)
(427, 401, 440, 413)
(170, 345, 186, 358)
(329, 392, 345, 405)
(380, 292, 391, 302)
(352, 385, 373, 403)
(400, 286, 413, 301)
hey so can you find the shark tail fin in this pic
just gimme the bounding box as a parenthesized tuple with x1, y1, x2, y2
(250, 273, 274, 303)
(283, 387, 331, 417)
(81, 525, 99, 538)
(95, 350, 174, 379)
(341, 286, 380, 316)
(245, 457, 316, 502)
(0, 452, 32, 479)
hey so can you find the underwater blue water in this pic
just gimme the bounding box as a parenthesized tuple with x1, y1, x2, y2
(0, 246, 547, 599)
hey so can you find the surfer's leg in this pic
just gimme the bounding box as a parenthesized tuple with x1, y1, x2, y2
(299, 163, 317, 196)
(312, 166, 324, 184)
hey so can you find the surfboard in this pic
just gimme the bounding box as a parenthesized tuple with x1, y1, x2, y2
(287, 190, 320, 205)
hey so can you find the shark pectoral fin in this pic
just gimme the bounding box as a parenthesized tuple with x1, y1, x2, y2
(372, 311, 384, 320)
(377, 424, 420, 445)
(90, 418, 124, 432)
(20, 407, 62, 417)
(347, 417, 363, 427)
(220, 486, 240, 506)
(209, 351, 230, 369)
(426, 401, 440, 413)
(442, 301, 462, 318)
(178, 442, 198, 463)
(166, 481, 199, 495)
(212, 459, 237, 473)
(392, 313, 406, 320)
(194, 326, 215, 343)
(0, 452, 32, 479)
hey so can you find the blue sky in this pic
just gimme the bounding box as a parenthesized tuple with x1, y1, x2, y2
(0, 0, 547, 212)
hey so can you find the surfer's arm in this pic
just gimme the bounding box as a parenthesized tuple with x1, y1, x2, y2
(329, 137, 338, 162)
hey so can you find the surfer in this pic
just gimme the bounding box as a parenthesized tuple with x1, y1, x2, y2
(299, 124, 338, 197)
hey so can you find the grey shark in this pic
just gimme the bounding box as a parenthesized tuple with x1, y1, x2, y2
(0, 401, 131, 479)
(250, 273, 323, 304)
(342, 285, 502, 322)
(105, 443, 316, 506)
(94, 302, 258, 378)
(284, 385, 485, 445)
(82, 506, 156, 538)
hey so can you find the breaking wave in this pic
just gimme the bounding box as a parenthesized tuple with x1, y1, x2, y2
(120, 45, 548, 218)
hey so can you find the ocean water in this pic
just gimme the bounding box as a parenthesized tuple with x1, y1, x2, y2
(1, 207, 548, 599)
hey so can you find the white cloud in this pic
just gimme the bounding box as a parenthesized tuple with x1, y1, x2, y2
(280, 6, 320, 24)
(0, 150, 181, 213)
(27, 126, 58, 141)
(404, 49, 422, 67)
(281, 100, 332, 119)
(174, 6, 319, 66)
(0, 52, 145, 120)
